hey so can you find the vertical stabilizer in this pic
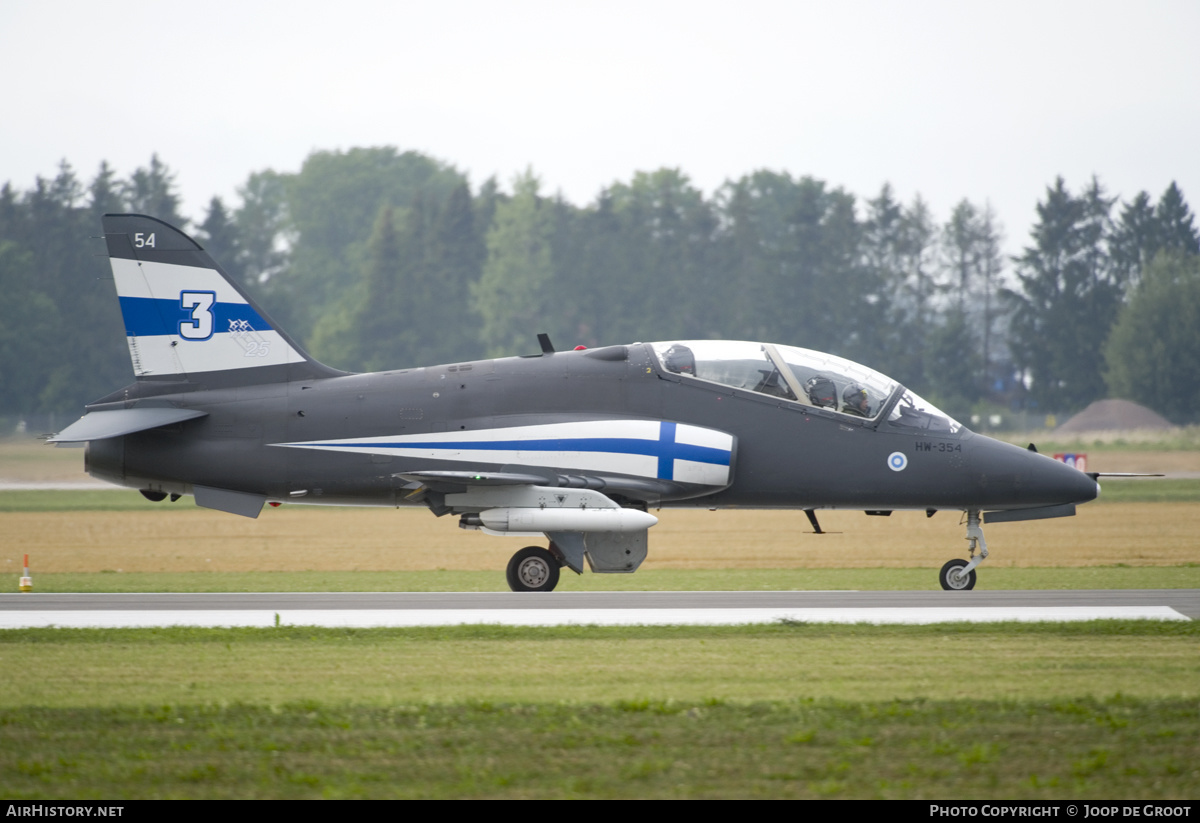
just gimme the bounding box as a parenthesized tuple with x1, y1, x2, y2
(102, 213, 343, 385)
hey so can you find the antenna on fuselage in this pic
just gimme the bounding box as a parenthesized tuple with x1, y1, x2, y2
(537, 333, 555, 354)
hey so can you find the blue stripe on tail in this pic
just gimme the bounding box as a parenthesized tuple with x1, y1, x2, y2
(118, 296, 270, 338)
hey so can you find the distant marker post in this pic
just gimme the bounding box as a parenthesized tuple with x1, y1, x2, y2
(19, 554, 32, 592)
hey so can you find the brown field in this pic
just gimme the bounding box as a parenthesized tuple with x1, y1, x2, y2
(3, 503, 1198, 573)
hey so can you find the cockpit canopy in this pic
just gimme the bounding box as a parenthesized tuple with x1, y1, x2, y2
(650, 340, 961, 434)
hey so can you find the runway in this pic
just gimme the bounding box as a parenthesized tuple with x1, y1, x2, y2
(1, 590, 1195, 628)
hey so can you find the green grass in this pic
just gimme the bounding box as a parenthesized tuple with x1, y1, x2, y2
(14, 566, 1200, 592)
(998, 425, 1200, 452)
(2, 698, 1196, 799)
(0, 623, 1197, 799)
(1095, 479, 1200, 502)
(5, 621, 1197, 701)
(5, 622, 1195, 708)
(0, 489, 203, 511)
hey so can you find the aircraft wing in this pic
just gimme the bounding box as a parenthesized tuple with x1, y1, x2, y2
(49, 407, 208, 443)
(394, 470, 560, 488)
(393, 468, 685, 499)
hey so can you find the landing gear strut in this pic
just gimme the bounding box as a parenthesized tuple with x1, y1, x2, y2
(939, 510, 988, 591)
(506, 545, 562, 592)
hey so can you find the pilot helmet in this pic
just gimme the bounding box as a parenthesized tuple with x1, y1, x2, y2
(663, 344, 696, 375)
(805, 375, 837, 407)
(843, 383, 870, 415)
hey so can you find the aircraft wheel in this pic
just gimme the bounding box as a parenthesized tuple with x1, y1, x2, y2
(939, 558, 976, 591)
(507, 546, 561, 593)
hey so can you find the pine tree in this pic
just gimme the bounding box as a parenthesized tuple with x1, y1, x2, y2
(473, 171, 556, 357)
(1005, 177, 1121, 412)
(87, 161, 125, 221)
(123, 154, 186, 226)
(1111, 191, 1158, 283)
(1154, 182, 1200, 256)
(975, 205, 1005, 396)
(1105, 253, 1200, 423)
(198, 197, 244, 285)
(430, 182, 483, 361)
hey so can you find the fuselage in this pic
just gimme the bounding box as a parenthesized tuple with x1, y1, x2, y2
(85, 342, 1099, 514)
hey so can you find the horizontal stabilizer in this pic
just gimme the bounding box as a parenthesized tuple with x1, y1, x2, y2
(49, 407, 207, 443)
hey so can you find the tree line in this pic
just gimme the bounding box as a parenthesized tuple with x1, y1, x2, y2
(2, 147, 1198, 430)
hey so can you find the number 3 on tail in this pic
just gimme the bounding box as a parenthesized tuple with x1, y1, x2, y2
(180, 291, 215, 340)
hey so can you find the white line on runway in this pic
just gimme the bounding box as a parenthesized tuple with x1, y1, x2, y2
(0, 606, 1188, 629)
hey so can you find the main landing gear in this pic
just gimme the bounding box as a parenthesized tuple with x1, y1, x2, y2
(506, 545, 562, 592)
(939, 510, 988, 591)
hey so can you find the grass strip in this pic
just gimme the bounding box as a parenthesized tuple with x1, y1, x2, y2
(1094, 479, 1200, 503)
(14, 566, 1200, 592)
(999, 426, 1200, 451)
(1, 622, 1196, 709)
(0, 489, 213, 512)
(1, 698, 1196, 799)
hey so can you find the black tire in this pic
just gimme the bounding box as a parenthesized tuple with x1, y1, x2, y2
(506, 546, 561, 592)
(939, 558, 976, 591)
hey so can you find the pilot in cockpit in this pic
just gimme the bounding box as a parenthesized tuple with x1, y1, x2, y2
(841, 383, 871, 417)
(663, 344, 696, 376)
(804, 375, 837, 408)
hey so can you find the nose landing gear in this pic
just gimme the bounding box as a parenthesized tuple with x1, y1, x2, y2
(940, 510, 988, 591)
(939, 558, 976, 590)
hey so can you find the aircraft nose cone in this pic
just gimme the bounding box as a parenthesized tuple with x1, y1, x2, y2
(1025, 447, 1099, 505)
(1070, 463, 1100, 503)
(970, 437, 1099, 508)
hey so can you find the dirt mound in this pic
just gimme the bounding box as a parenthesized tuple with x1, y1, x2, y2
(1056, 399, 1174, 433)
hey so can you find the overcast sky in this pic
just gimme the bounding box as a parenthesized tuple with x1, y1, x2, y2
(3, 0, 1197, 256)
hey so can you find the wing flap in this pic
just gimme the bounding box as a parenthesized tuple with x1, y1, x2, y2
(394, 467, 685, 500)
(394, 470, 553, 487)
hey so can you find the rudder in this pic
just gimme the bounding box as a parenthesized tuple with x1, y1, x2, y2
(102, 214, 342, 385)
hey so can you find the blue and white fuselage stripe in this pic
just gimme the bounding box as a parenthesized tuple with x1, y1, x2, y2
(275, 420, 735, 486)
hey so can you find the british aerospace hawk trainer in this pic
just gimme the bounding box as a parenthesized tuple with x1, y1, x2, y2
(51, 214, 1102, 592)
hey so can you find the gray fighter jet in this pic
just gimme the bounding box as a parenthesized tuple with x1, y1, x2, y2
(50, 214, 1102, 592)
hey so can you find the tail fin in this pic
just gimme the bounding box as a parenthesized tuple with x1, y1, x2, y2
(102, 214, 343, 385)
